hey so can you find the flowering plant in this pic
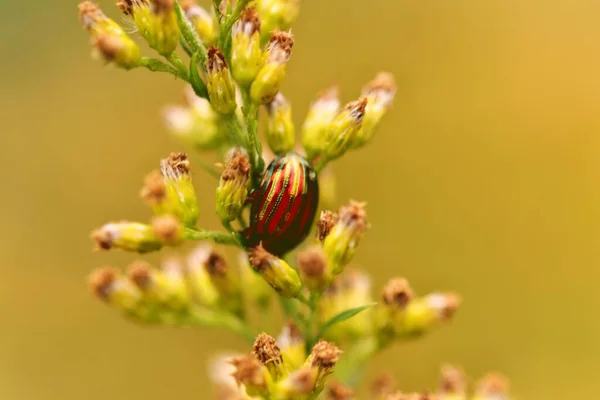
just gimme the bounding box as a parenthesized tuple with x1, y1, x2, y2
(78, 1, 510, 398)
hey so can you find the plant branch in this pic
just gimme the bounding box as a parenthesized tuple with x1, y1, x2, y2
(175, 0, 208, 70)
(139, 57, 188, 80)
(183, 227, 241, 246)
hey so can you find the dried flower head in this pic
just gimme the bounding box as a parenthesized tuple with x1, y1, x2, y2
(310, 340, 342, 369)
(327, 380, 355, 400)
(382, 278, 414, 308)
(317, 210, 339, 241)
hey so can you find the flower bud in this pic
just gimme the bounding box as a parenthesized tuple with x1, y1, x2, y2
(187, 245, 243, 316)
(239, 252, 272, 310)
(216, 148, 251, 222)
(326, 380, 355, 400)
(78, 2, 141, 69)
(277, 321, 305, 370)
(370, 372, 396, 400)
(162, 88, 226, 151)
(273, 366, 318, 399)
(257, 0, 300, 38)
(250, 30, 294, 104)
(265, 93, 295, 154)
(402, 292, 461, 336)
(91, 221, 164, 253)
(353, 72, 397, 148)
(323, 201, 369, 274)
(127, 260, 189, 311)
(323, 98, 368, 161)
(151, 215, 184, 245)
(125, 0, 180, 56)
(297, 246, 332, 293)
(439, 365, 467, 400)
(146, 152, 198, 227)
(249, 244, 303, 298)
(231, 7, 263, 86)
(230, 354, 271, 398)
(473, 373, 510, 400)
(302, 86, 340, 160)
(206, 46, 238, 115)
(180, 0, 216, 45)
(316, 210, 338, 242)
(186, 245, 220, 307)
(88, 266, 142, 312)
(253, 332, 287, 381)
(306, 340, 342, 394)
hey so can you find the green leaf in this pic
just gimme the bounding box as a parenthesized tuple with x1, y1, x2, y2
(189, 52, 208, 99)
(317, 302, 377, 338)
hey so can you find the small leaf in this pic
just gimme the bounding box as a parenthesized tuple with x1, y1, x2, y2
(318, 302, 377, 337)
(189, 52, 208, 99)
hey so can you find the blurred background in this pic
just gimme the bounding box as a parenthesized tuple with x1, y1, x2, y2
(1, 0, 599, 398)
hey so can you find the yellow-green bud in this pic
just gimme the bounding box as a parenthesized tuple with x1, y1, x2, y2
(401, 292, 461, 336)
(231, 7, 264, 86)
(257, 0, 300, 39)
(216, 148, 251, 222)
(472, 373, 510, 400)
(230, 354, 272, 398)
(265, 93, 295, 154)
(139, 153, 199, 227)
(206, 46, 238, 115)
(323, 201, 369, 274)
(273, 366, 318, 399)
(439, 365, 467, 400)
(162, 87, 227, 151)
(353, 72, 397, 148)
(249, 244, 303, 298)
(305, 340, 342, 395)
(239, 252, 273, 309)
(253, 332, 287, 381)
(180, 0, 216, 45)
(250, 30, 294, 104)
(301, 86, 340, 160)
(323, 98, 368, 161)
(276, 321, 306, 370)
(297, 246, 332, 293)
(78, 2, 141, 69)
(125, 0, 180, 56)
(88, 266, 142, 312)
(186, 245, 220, 307)
(91, 221, 165, 253)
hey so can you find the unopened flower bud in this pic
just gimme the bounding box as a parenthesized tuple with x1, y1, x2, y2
(126, 0, 180, 56)
(277, 321, 305, 370)
(323, 98, 368, 161)
(473, 373, 510, 400)
(250, 30, 294, 104)
(249, 244, 302, 298)
(306, 340, 342, 394)
(353, 72, 396, 148)
(326, 380, 355, 400)
(88, 267, 142, 312)
(257, 0, 300, 38)
(302, 86, 340, 160)
(127, 260, 189, 311)
(323, 201, 369, 274)
(231, 7, 263, 86)
(216, 148, 250, 222)
(370, 372, 396, 399)
(91, 221, 164, 253)
(186, 245, 219, 306)
(230, 354, 271, 398)
(206, 46, 238, 115)
(78, 2, 141, 69)
(151, 215, 184, 245)
(382, 278, 414, 309)
(239, 252, 272, 309)
(150, 152, 199, 227)
(273, 366, 318, 399)
(265, 93, 295, 154)
(181, 0, 216, 45)
(253, 332, 286, 380)
(162, 88, 226, 151)
(297, 246, 331, 292)
(317, 210, 338, 241)
(439, 365, 467, 399)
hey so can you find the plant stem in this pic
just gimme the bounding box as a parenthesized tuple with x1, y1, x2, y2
(304, 292, 322, 352)
(166, 53, 189, 80)
(139, 57, 188, 80)
(242, 91, 265, 185)
(174, 0, 208, 69)
(183, 227, 241, 246)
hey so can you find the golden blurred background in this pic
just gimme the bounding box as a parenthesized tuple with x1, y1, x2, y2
(1, 0, 599, 398)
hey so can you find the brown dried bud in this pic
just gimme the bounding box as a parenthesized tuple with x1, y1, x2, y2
(249, 244, 273, 273)
(234, 7, 261, 37)
(151, 215, 182, 244)
(153, 0, 174, 14)
(267, 30, 294, 64)
(338, 200, 369, 234)
(252, 332, 283, 367)
(140, 170, 166, 205)
(207, 46, 229, 73)
(382, 278, 414, 308)
(426, 292, 462, 321)
(317, 210, 339, 241)
(126, 260, 153, 290)
(370, 372, 396, 399)
(230, 354, 267, 390)
(310, 340, 342, 369)
(327, 380, 355, 400)
(78, 1, 104, 30)
(222, 149, 250, 181)
(205, 250, 228, 277)
(162, 152, 191, 176)
(88, 266, 119, 300)
(297, 247, 326, 278)
(362, 72, 397, 110)
(439, 364, 466, 394)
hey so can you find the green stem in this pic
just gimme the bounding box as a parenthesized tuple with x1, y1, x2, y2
(183, 227, 241, 246)
(304, 292, 322, 352)
(175, 0, 208, 69)
(166, 53, 189, 80)
(242, 91, 264, 186)
(225, 114, 250, 151)
(139, 57, 187, 80)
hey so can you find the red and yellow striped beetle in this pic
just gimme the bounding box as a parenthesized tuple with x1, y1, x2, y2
(243, 153, 319, 256)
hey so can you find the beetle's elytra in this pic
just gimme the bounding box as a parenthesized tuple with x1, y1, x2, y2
(244, 153, 319, 256)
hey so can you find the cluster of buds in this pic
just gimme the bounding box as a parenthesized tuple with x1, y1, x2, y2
(369, 366, 511, 400)
(229, 332, 343, 399)
(375, 278, 461, 345)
